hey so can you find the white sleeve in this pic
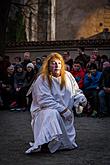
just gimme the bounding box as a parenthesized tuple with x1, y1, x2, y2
(33, 75, 65, 113)
(66, 71, 81, 95)
(66, 71, 87, 107)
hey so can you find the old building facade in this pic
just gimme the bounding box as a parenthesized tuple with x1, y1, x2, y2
(22, 0, 110, 41)
(7, 0, 110, 41)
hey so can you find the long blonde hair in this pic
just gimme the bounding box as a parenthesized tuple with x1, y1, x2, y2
(40, 52, 66, 90)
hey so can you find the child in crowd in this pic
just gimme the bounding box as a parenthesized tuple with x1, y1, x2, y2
(14, 64, 27, 111)
(25, 63, 35, 110)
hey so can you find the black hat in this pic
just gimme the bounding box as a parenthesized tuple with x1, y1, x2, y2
(89, 63, 97, 70)
(15, 64, 23, 69)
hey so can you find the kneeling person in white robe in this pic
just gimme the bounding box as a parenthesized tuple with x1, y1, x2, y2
(25, 52, 87, 154)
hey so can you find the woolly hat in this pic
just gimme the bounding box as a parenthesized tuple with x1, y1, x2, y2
(15, 63, 23, 69)
(26, 63, 34, 69)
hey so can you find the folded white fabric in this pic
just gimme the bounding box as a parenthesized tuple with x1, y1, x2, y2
(48, 139, 61, 153)
(74, 93, 87, 108)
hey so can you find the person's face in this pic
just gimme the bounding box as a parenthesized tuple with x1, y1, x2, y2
(63, 53, 70, 62)
(24, 52, 30, 60)
(27, 67, 32, 72)
(78, 48, 84, 55)
(90, 53, 97, 62)
(17, 67, 23, 72)
(73, 64, 81, 71)
(49, 58, 62, 77)
(90, 69, 96, 75)
(36, 59, 41, 64)
(15, 58, 19, 62)
(41, 55, 47, 62)
(7, 67, 14, 74)
(32, 60, 36, 66)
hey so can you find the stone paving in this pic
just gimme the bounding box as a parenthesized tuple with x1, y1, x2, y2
(0, 110, 110, 165)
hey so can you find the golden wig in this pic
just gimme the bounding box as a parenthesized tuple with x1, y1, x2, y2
(40, 52, 66, 90)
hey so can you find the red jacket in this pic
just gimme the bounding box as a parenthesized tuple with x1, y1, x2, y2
(71, 68, 86, 89)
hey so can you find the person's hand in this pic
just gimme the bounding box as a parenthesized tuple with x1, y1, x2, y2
(79, 97, 87, 107)
(16, 87, 20, 91)
(76, 106, 83, 114)
(88, 72, 92, 78)
(60, 108, 72, 121)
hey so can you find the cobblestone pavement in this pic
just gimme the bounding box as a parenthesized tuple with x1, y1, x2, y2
(0, 110, 110, 165)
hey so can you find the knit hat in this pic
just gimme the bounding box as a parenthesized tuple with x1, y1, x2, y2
(26, 63, 34, 69)
(15, 63, 23, 69)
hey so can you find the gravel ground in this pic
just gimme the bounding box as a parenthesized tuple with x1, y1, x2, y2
(0, 110, 110, 165)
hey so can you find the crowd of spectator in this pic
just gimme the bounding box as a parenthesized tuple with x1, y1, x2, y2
(0, 48, 110, 118)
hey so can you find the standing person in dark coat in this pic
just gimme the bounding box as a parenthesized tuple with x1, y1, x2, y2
(21, 51, 31, 71)
(63, 51, 73, 71)
(75, 47, 90, 69)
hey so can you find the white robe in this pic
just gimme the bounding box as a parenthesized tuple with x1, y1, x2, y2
(27, 71, 85, 153)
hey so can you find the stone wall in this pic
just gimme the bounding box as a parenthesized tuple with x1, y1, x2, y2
(56, 0, 110, 40)
(5, 40, 110, 62)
